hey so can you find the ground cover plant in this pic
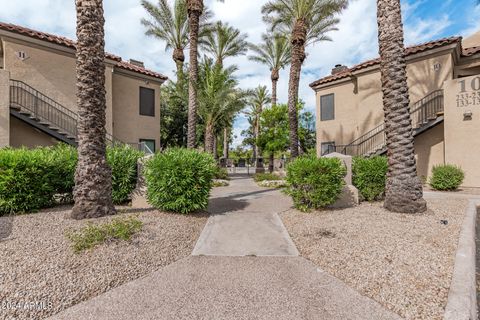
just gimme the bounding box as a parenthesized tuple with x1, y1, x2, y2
(67, 215, 143, 253)
(285, 155, 346, 211)
(254, 172, 282, 182)
(429, 164, 465, 191)
(352, 156, 388, 201)
(145, 148, 216, 213)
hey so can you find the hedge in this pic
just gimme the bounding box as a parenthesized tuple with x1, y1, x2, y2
(0, 144, 144, 215)
(285, 155, 346, 211)
(429, 164, 465, 191)
(352, 156, 388, 201)
(144, 148, 216, 214)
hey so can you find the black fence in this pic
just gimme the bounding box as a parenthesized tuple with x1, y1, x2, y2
(218, 157, 289, 175)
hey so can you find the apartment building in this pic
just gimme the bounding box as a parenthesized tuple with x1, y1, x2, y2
(0, 22, 167, 153)
(310, 32, 480, 187)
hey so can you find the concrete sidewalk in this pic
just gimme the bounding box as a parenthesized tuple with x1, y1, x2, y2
(50, 174, 402, 320)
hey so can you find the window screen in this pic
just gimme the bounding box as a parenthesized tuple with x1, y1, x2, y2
(320, 94, 334, 121)
(139, 87, 155, 116)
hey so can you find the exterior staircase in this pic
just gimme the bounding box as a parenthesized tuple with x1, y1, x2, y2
(324, 90, 444, 157)
(9, 79, 120, 147)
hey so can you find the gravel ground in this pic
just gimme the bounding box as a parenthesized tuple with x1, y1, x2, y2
(280, 198, 468, 320)
(0, 206, 207, 320)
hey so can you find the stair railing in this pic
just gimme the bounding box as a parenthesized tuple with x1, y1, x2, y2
(331, 89, 444, 157)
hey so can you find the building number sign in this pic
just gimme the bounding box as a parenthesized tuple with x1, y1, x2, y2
(457, 77, 480, 108)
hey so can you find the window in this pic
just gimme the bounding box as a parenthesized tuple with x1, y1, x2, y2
(139, 139, 155, 153)
(139, 87, 155, 116)
(320, 94, 334, 121)
(321, 141, 335, 156)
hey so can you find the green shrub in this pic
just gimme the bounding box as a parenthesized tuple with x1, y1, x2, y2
(285, 155, 346, 211)
(0, 144, 145, 215)
(352, 156, 388, 201)
(0, 145, 77, 214)
(144, 148, 216, 213)
(107, 146, 144, 204)
(429, 164, 464, 191)
(214, 166, 229, 180)
(67, 215, 143, 253)
(253, 172, 282, 182)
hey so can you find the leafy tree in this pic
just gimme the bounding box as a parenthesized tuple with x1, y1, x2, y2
(299, 110, 316, 153)
(262, 0, 347, 158)
(257, 103, 290, 172)
(248, 34, 291, 106)
(376, 0, 426, 213)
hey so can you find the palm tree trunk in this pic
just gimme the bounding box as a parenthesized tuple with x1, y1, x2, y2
(377, 0, 426, 213)
(71, 0, 116, 219)
(213, 135, 218, 160)
(205, 121, 215, 154)
(223, 127, 229, 158)
(271, 69, 279, 106)
(173, 48, 185, 84)
(186, 0, 203, 148)
(254, 117, 259, 160)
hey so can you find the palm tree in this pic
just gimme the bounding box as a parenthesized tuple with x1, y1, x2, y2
(262, 0, 347, 158)
(186, 0, 222, 148)
(200, 21, 249, 67)
(377, 0, 427, 213)
(248, 34, 290, 106)
(141, 0, 188, 79)
(200, 20, 248, 155)
(198, 59, 247, 154)
(244, 85, 271, 160)
(71, 0, 116, 219)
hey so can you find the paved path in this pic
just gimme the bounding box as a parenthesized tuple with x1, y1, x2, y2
(50, 175, 401, 320)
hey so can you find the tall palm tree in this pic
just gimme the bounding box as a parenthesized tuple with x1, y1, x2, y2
(377, 0, 426, 213)
(71, 0, 116, 219)
(200, 21, 249, 67)
(141, 0, 188, 79)
(244, 85, 271, 160)
(248, 34, 291, 106)
(262, 0, 347, 158)
(200, 20, 248, 155)
(198, 59, 247, 154)
(186, 0, 222, 148)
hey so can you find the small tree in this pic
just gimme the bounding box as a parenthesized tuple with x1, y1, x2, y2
(257, 104, 289, 172)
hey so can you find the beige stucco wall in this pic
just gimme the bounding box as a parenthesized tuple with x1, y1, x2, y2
(3, 38, 115, 135)
(414, 122, 445, 181)
(112, 72, 161, 150)
(463, 31, 480, 48)
(315, 50, 454, 156)
(0, 69, 9, 147)
(444, 74, 480, 188)
(10, 116, 57, 148)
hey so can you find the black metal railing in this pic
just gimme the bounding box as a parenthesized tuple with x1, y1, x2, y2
(10, 80, 78, 137)
(9, 80, 143, 152)
(327, 90, 444, 157)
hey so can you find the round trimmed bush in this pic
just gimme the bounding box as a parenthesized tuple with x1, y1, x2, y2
(144, 148, 216, 213)
(429, 164, 464, 191)
(285, 155, 346, 212)
(352, 156, 388, 201)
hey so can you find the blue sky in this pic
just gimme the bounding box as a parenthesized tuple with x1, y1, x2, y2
(0, 0, 478, 147)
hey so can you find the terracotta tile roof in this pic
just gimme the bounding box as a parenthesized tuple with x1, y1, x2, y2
(0, 21, 167, 81)
(309, 37, 462, 88)
(462, 46, 480, 57)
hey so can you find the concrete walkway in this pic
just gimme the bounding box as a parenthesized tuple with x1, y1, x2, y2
(50, 175, 402, 320)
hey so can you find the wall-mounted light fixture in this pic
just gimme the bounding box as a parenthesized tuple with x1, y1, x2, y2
(464, 110, 473, 120)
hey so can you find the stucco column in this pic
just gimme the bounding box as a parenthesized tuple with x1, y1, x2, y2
(0, 70, 10, 147)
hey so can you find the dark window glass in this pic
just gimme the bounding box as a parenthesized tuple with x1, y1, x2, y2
(139, 87, 155, 116)
(321, 141, 335, 155)
(320, 94, 334, 121)
(139, 139, 155, 153)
